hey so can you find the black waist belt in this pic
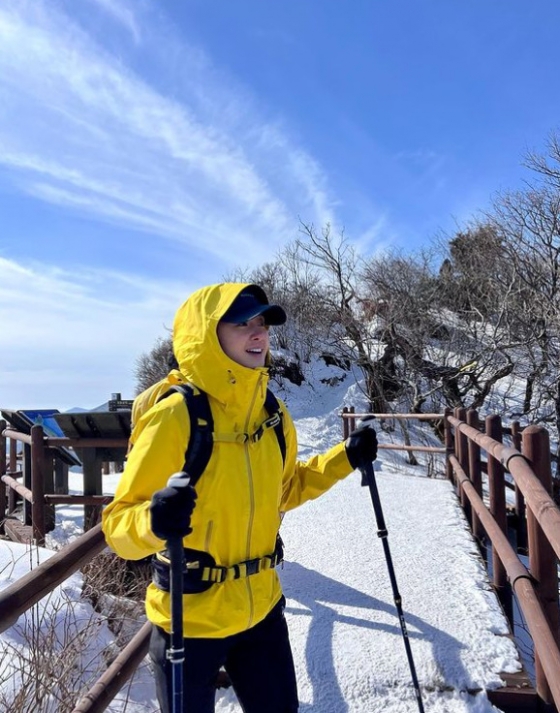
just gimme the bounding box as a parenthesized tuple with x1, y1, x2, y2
(152, 538, 284, 594)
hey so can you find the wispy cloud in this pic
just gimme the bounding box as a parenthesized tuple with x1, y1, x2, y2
(394, 148, 448, 192)
(0, 0, 340, 267)
(85, 0, 142, 44)
(0, 255, 192, 409)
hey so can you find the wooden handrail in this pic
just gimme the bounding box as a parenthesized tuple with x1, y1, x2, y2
(448, 416, 560, 561)
(454, 454, 560, 708)
(46, 437, 127, 448)
(449, 412, 560, 708)
(1, 475, 32, 502)
(341, 412, 444, 420)
(378, 444, 446, 453)
(2, 429, 32, 445)
(43, 495, 113, 505)
(0, 524, 106, 633)
(71, 622, 151, 713)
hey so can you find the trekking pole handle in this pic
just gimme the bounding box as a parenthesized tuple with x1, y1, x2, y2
(354, 416, 377, 487)
(167, 471, 191, 488)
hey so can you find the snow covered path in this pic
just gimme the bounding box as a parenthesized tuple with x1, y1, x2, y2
(213, 475, 520, 712)
(279, 472, 517, 712)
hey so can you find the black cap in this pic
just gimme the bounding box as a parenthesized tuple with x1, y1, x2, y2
(221, 290, 287, 325)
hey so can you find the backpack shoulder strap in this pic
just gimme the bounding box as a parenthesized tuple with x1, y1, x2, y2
(157, 383, 214, 488)
(157, 382, 284, 478)
(264, 388, 286, 466)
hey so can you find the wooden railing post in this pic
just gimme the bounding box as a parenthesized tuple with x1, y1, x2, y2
(7, 436, 19, 516)
(511, 420, 522, 451)
(31, 425, 46, 545)
(22, 442, 32, 525)
(342, 407, 349, 439)
(455, 408, 468, 502)
(80, 448, 103, 531)
(44, 452, 55, 533)
(54, 458, 69, 495)
(0, 420, 6, 528)
(467, 409, 484, 542)
(444, 408, 453, 482)
(9, 437, 17, 473)
(6, 435, 18, 515)
(349, 406, 356, 433)
(523, 424, 560, 707)
(512, 421, 527, 552)
(485, 415, 512, 624)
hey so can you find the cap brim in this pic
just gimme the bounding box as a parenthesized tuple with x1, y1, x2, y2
(237, 303, 287, 326)
(222, 304, 286, 325)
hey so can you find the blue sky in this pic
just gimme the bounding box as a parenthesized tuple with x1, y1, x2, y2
(1, 0, 559, 410)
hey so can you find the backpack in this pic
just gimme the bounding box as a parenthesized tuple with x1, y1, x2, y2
(161, 382, 286, 486)
(152, 382, 286, 593)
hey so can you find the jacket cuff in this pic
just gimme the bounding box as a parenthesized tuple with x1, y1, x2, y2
(326, 440, 354, 478)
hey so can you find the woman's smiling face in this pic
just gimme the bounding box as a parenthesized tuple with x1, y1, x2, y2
(217, 315, 270, 368)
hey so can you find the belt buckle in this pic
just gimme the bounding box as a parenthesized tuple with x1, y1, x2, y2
(245, 558, 260, 576)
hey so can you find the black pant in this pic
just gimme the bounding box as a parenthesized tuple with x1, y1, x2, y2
(150, 597, 299, 713)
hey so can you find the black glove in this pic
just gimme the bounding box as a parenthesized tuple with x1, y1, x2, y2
(345, 417, 378, 469)
(150, 472, 197, 540)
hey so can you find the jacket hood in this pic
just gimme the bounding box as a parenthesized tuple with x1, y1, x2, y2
(172, 283, 271, 404)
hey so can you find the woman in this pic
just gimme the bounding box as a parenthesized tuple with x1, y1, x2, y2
(102, 282, 377, 713)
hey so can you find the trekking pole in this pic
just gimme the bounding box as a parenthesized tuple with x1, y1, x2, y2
(167, 535, 185, 713)
(360, 459, 425, 713)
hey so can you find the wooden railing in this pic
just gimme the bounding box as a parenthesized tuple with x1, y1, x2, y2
(2, 409, 560, 711)
(447, 408, 560, 711)
(0, 420, 123, 543)
(0, 523, 150, 713)
(342, 405, 560, 712)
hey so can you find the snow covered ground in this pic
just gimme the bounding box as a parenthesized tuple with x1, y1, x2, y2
(0, 369, 523, 711)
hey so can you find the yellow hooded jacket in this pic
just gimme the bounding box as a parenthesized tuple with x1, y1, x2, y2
(102, 283, 353, 638)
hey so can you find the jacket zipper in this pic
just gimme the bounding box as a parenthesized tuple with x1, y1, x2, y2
(205, 520, 214, 552)
(243, 373, 263, 629)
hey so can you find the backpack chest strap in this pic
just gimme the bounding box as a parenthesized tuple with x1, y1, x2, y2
(213, 412, 283, 446)
(158, 382, 286, 469)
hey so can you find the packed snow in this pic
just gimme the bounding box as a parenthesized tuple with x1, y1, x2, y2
(0, 367, 523, 711)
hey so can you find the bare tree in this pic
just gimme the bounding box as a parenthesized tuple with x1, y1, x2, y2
(134, 336, 174, 394)
(487, 137, 560, 458)
(293, 222, 390, 411)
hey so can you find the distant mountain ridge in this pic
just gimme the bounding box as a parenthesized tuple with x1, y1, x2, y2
(65, 402, 112, 413)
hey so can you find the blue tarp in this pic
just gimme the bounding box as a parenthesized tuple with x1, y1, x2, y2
(18, 409, 66, 438)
